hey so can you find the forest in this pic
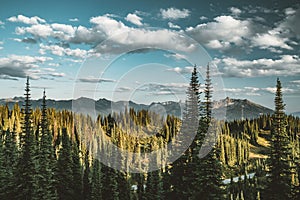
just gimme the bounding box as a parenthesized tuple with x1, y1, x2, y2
(0, 65, 299, 200)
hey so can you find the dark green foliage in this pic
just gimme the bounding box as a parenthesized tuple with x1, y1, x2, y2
(15, 77, 37, 200)
(0, 76, 299, 200)
(56, 128, 74, 200)
(90, 159, 102, 200)
(0, 127, 18, 199)
(35, 90, 57, 200)
(83, 150, 92, 200)
(145, 169, 163, 200)
(264, 78, 293, 199)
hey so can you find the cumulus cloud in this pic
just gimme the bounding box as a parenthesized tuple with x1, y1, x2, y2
(278, 7, 300, 39)
(168, 22, 180, 29)
(13, 14, 196, 55)
(125, 13, 143, 26)
(0, 55, 52, 79)
(186, 16, 253, 50)
(229, 7, 242, 15)
(39, 44, 88, 58)
(200, 16, 208, 20)
(252, 30, 293, 50)
(160, 7, 190, 20)
(7, 15, 46, 24)
(16, 24, 53, 38)
(214, 55, 300, 77)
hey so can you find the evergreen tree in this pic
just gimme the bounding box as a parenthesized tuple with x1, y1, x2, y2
(83, 150, 91, 200)
(193, 64, 224, 199)
(264, 78, 293, 199)
(204, 63, 213, 123)
(35, 90, 57, 200)
(145, 169, 163, 200)
(15, 77, 37, 199)
(2, 126, 18, 198)
(170, 65, 201, 199)
(90, 159, 102, 200)
(57, 128, 74, 200)
(71, 135, 83, 200)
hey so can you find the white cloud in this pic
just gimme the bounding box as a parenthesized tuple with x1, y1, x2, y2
(7, 15, 46, 25)
(285, 7, 296, 16)
(252, 30, 293, 50)
(290, 80, 300, 84)
(16, 24, 53, 38)
(261, 87, 295, 94)
(48, 63, 60, 67)
(214, 55, 300, 77)
(229, 7, 242, 15)
(164, 53, 186, 60)
(0, 20, 4, 25)
(125, 13, 143, 26)
(160, 7, 190, 20)
(12, 15, 196, 54)
(69, 18, 79, 22)
(186, 16, 252, 50)
(51, 23, 76, 35)
(200, 16, 207, 20)
(168, 22, 180, 29)
(206, 40, 230, 49)
(0, 55, 52, 79)
(39, 44, 87, 58)
(278, 7, 300, 39)
(90, 16, 196, 54)
(222, 86, 296, 97)
(78, 76, 115, 83)
(166, 66, 193, 74)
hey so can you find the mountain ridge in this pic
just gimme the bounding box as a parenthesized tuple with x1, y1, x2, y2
(0, 96, 273, 121)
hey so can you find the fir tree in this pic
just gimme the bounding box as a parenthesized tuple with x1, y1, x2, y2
(35, 90, 57, 200)
(83, 150, 91, 200)
(15, 77, 37, 199)
(264, 78, 293, 199)
(2, 126, 18, 198)
(204, 63, 213, 123)
(170, 65, 201, 198)
(90, 159, 102, 200)
(145, 169, 163, 200)
(57, 128, 74, 200)
(193, 64, 224, 199)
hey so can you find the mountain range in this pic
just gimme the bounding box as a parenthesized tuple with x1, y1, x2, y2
(0, 96, 274, 121)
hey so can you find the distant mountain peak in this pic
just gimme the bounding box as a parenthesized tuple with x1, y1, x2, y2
(0, 97, 273, 121)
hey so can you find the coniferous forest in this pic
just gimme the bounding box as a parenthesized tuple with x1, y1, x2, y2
(0, 65, 299, 200)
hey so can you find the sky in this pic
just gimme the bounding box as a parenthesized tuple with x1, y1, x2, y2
(0, 0, 300, 113)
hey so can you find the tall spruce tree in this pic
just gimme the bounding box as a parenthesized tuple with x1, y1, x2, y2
(57, 128, 74, 200)
(35, 90, 57, 200)
(90, 159, 102, 200)
(2, 126, 18, 198)
(264, 78, 293, 199)
(15, 76, 37, 199)
(204, 63, 212, 123)
(170, 65, 201, 199)
(193, 64, 224, 199)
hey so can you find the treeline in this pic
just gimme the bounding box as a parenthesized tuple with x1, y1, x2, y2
(0, 66, 299, 199)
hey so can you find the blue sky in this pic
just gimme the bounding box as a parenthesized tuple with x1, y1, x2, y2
(0, 0, 300, 113)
